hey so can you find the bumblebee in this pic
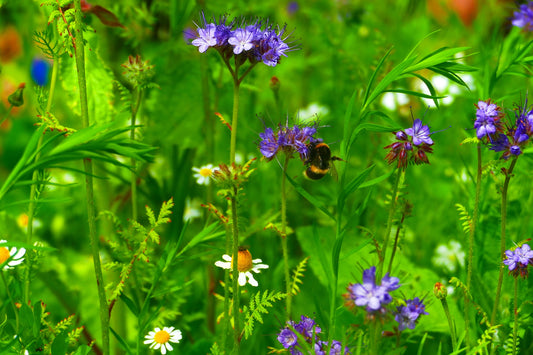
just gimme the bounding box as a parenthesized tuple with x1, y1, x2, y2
(304, 142, 342, 180)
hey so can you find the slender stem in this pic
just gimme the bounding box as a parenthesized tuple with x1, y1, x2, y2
(491, 156, 518, 327)
(440, 297, 457, 350)
(370, 318, 380, 355)
(377, 168, 401, 280)
(130, 88, 143, 221)
(465, 145, 482, 350)
(222, 225, 231, 352)
(280, 154, 291, 318)
(73, 1, 109, 354)
(1, 272, 19, 332)
(23, 56, 60, 304)
(0, 105, 13, 127)
(229, 78, 240, 164)
(513, 277, 518, 355)
(231, 190, 240, 354)
(387, 206, 406, 274)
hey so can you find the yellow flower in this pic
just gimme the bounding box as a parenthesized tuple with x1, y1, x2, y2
(144, 326, 182, 354)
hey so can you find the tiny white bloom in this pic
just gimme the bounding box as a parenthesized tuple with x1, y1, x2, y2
(144, 326, 182, 354)
(0, 240, 26, 270)
(215, 249, 269, 287)
(432, 240, 465, 273)
(192, 164, 218, 185)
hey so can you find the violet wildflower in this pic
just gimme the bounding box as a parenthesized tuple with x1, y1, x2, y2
(504, 243, 533, 278)
(258, 122, 318, 162)
(345, 266, 400, 313)
(394, 297, 429, 331)
(189, 12, 295, 67)
(512, 1, 533, 31)
(277, 328, 298, 349)
(384, 119, 434, 169)
(474, 100, 503, 140)
(314, 340, 350, 355)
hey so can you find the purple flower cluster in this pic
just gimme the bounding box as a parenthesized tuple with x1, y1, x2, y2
(189, 13, 294, 67)
(512, 1, 533, 31)
(474, 100, 503, 140)
(483, 99, 533, 160)
(277, 316, 349, 355)
(345, 266, 400, 313)
(394, 297, 429, 331)
(259, 123, 319, 161)
(504, 243, 533, 278)
(384, 119, 434, 170)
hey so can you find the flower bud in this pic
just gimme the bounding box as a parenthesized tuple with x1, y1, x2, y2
(7, 83, 25, 107)
(433, 282, 448, 300)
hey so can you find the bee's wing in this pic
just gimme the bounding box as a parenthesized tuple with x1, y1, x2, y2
(329, 160, 338, 181)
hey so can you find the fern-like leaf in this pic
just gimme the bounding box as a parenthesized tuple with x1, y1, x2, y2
(290, 257, 309, 296)
(455, 203, 472, 235)
(460, 137, 481, 145)
(242, 290, 286, 340)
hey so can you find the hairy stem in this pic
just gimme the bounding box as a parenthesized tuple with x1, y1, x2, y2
(491, 157, 517, 328)
(1, 272, 19, 332)
(377, 168, 401, 280)
(465, 145, 482, 349)
(281, 154, 291, 318)
(440, 296, 457, 350)
(73, 1, 110, 353)
(130, 88, 143, 221)
(513, 276, 518, 355)
(229, 63, 240, 164)
(231, 190, 240, 354)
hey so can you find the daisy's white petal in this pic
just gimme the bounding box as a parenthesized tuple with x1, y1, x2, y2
(215, 261, 231, 269)
(252, 258, 263, 263)
(160, 344, 167, 354)
(246, 272, 258, 287)
(192, 167, 201, 173)
(166, 343, 174, 351)
(148, 331, 156, 337)
(238, 272, 247, 286)
(154, 327, 161, 332)
(8, 259, 23, 266)
(252, 264, 269, 272)
(144, 339, 154, 344)
(13, 248, 25, 259)
(0, 240, 6, 243)
(165, 326, 174, 333)
(222, 254, 232, 261)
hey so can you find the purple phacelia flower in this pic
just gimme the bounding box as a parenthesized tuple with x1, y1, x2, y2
(258, 122, 318, 161)
(512, 1, 533, 31)
(504, 243, 533, 278)
(474, 100, 503, 140)
(314, 340, 350, 355)
(277, 328, 298, 349)
(228, 28, 255, 54)
(405, 119, 433, 146)
(345, 266, 400, 313)
(394, 297, 429, 331)
(384, 118, 434, 170)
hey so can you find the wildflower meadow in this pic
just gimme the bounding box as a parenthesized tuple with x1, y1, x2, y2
(2, 0, 533, 354)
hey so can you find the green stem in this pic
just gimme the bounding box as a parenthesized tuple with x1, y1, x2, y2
(440, 297, 457, 350)
(73, 1, 109, 354)
(377, 168, 401, 280)
(130, 88, 143, 221)
(491, 156, 518, 327)
(222, 225, 231, 352)
(0, 105, 13, 127)
(465, 145, 482, 350)
(370, 318, 380, 355)
(229, 78, 240, 164)
(513, 276, 518, 355)
(231, 190, 240, 354)
(1, 271, 19, 332)
(387, 205, 406, 274)
(280, 154, 291, 318)
(23, 56, 60, 304)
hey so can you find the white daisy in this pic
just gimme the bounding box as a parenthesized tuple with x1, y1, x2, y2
(144, 326, 182, 354)
(0, 240, 26, 270)
(192, 164, 218, 185)
(215, 248, 269, 287)
(432, 240, 465, 273)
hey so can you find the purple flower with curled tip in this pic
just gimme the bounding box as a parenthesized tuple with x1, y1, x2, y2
(394, 297, 428, 331)
(191, 23, 217, 53)
(474, 100, 503, 140)
(405, 119, 433, 146)
(504, 243, 533, 278)
(258, 122, 318, 161)
(345, 266, 400, 313)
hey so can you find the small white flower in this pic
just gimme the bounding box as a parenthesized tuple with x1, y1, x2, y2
(432, 240, 465, 273)
(144, 326, 182, 354)
(183, 198, 201, 222)
(0, 240, 26, 270)
(192, 164, 218, 185)
(215, 249, 269, 287)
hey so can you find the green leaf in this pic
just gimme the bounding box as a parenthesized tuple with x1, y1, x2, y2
(285, 173, 335, 221)
(51, 332, 67, 355)
(110, 326, 133, 354)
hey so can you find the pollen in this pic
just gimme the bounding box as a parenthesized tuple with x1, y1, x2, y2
(199, 167, 213, 177)
(154, 329, 170, 344)
(0, 247, 10, 264)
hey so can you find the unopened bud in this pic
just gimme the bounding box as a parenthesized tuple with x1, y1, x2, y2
(433, 282, 448, 300)
(7, 83, 25, 107)
(270, 76, 280, 92)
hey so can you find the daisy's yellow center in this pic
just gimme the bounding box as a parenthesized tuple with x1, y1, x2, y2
(154, 330, 170, 344)
(199, 168, 213, 177)
(235, 249, 253, 272)
(0, 247, 10, 264)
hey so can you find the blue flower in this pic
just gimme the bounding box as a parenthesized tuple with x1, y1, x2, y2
(277, 328, 298, 349)
(394, 297, 428, 331)
(228, 28, 255, 54)
(512, 1, 533, 31)
(258, 123, 318, 161)
(474, 100, 503, 139)
(346, 266, 400, 313)
(504, 244, 533, 278)
(31, 57, 50, 86)
(405, 119, 433, 146)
